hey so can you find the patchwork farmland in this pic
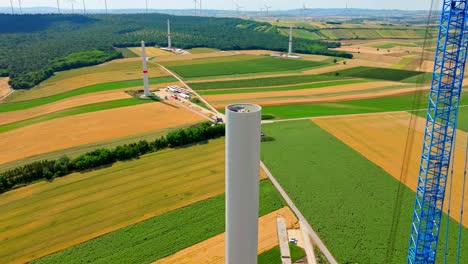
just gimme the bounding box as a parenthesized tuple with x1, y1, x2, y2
(1, 10, 467, 264)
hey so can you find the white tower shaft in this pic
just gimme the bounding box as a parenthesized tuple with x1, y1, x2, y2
(288, 26, 293, 56)
(141, 41, 150, 97)
(226, 104, 262, 264)
(167, 19, 172, 49)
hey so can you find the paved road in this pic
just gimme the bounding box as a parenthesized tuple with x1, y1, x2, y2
(157, 62, 339, 264)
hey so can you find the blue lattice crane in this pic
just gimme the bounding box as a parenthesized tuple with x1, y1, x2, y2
(408, 1, 468, 263)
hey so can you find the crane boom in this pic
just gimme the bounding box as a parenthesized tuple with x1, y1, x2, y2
(408, 1, 468, 263)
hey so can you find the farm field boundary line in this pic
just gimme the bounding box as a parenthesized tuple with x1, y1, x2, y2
(32, 179, 285, 264)
(0, 98, 154, 134)
(158, 61, 338, 263)
(0, 76, 177, 113)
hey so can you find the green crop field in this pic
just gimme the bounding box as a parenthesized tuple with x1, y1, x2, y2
(0, 76, 176, 113)
(166, 57, 327, 79)
(190, 74, 344, 90)
(198, 80, 370, 96)
(413, 106, 468, 132)
(371, 42, 418, 49)
(326, 66, 425, 81)
(0, 139, 230, 264)
(33, 180, 285, 264)
(244, 91, 428, 119)
(0, 98, 155, 134)
(260, 120, 468, 263)
(160, 54, 259, 67)
(0, 122, 199, 172)
(258, 244, 306, 263)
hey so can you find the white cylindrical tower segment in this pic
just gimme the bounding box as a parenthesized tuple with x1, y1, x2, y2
(288, 26, 293, 56)
(225, 104, 262, 264)
(141, 41, 150, 97)
(167, 19, 172, 49)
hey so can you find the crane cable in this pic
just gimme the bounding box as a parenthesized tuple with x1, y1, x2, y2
(443, 127, 457, 264)
(456, 132, 468, 263)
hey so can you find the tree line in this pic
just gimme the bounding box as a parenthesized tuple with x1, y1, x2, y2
(0, 14, 352, 89)
(0, 122, 225, 193)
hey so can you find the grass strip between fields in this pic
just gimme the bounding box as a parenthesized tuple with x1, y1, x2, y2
(0, 98, 155, 134)
(33, 180, 286, 264)
(197, 79, 370, 95)
(0, 76, 177, 113)
(260, 120, 467, 263)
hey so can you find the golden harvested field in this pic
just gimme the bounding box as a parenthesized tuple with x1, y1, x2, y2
(0, 102, 204, 164)
(0, 90, 131, 126)
(128, 47, 174, 57)
(0, 139, 228, 264)
(154, 207, 297, 264)
(312, 112, 467, 227)
(0, 78, 11, 99)
(7, 58, 169, 102)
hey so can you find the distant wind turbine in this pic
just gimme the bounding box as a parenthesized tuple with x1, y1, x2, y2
(302, 3, 310, 21)
(264, 5, 271, 17)
(68, 0, 77, 14)
(105, 0, 108, 14)
(235, 3, 244, 17)
(145, 0, 148, 14)
(57, 0, 61, 14)
(82, 0, 86, 14)
(193, 0, 198, 15)
(9, 0, 14, 14)
(18, 0, 23, 14)
(199, 0, 202, 16)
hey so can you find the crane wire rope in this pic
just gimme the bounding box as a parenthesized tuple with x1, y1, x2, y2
(384, 1, 438, 261)
(456, 132, 468, 263)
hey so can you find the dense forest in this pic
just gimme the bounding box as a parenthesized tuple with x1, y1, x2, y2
(0, 14, 351, 89)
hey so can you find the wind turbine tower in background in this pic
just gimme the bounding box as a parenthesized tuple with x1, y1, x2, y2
(235, 3, 244, 17)
(302, 3, 310, 21)
(104, 0, 108, 14)
(69, 0, 75, 14)
(18, 0, 23, 14)
(57, 0, 61, 14)
(193, 0, 198, 15)
(264, 5, 271, 17)
(9, 0, 14, 14)
(145, 0, 148, 14)
(288, 26, 293, 56)
(140, 41, 151, 98)
(200, 0, 203, 16)
(82, 0, 86, 14)
(167, 19, 172, 49)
